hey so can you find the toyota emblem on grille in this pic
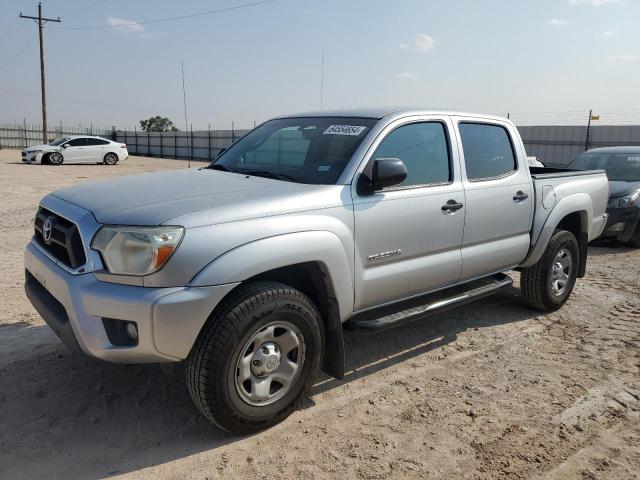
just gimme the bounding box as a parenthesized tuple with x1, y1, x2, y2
(42, 217, 54, 244)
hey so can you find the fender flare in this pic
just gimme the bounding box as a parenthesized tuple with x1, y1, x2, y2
(521, 194, 591, 269)
(190, 231, 354, 317)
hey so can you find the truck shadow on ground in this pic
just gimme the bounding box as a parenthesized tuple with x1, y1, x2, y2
(0, 284, 540, 480)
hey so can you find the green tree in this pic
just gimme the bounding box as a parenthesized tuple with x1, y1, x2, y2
(139, 116, 179, 132)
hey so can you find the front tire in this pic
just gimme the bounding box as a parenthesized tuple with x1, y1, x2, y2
(103, 152, 119, 165)
(186, 282, 323, 434)
(521, 229, 579, 312)
(627, 223, 640, 248)
(48, 152, 63, 165)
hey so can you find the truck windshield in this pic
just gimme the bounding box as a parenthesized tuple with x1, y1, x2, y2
(209, 117, 377, 184)
(568, 152, 640, 182)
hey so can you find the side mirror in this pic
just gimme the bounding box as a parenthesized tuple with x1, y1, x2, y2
(61, 144, 68, 148)
(372, 158, 407, 190)
(357, 158, 408, 195)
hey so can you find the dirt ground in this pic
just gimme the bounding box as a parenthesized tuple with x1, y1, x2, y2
(0, 149, 638, 480)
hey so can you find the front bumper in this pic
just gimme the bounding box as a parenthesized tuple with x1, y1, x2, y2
(24, 241, 239, 363)
(600, 207, 640, 242)
(22, 152, 41, 163)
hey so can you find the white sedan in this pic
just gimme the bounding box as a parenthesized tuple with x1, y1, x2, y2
(21, 135, 129, 165)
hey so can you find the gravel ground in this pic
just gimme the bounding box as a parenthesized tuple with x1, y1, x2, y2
(0, 149, 638, 480)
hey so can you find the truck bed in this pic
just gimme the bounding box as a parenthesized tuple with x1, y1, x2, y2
(528, 167, 609, 252)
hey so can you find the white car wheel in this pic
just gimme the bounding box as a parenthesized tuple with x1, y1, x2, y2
(48, 152, 64, 165)
(103, 153, 119, 165)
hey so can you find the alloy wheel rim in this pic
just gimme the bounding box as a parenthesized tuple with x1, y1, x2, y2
(234, 321, 305, 406)
(550, 248, 573, 297)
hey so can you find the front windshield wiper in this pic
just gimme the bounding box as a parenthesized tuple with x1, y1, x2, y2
(205, 163, 237, 173)
(239, 170, 300, 182)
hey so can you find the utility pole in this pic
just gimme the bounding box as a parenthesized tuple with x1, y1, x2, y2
(20, 3, 61, 144)
(585, 109, 592, 151)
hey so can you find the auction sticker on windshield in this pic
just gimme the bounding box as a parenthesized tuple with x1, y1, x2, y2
(323, 125, 367, 136)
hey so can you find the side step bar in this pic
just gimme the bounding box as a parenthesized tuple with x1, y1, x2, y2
(345, 273, 513, 332)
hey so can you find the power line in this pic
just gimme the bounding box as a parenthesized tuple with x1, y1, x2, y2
(54, 0, 278, 30)
(0, 38, 37, 70)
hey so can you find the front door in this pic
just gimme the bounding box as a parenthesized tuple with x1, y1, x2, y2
(455, 119, 533, 280)
(352, 118, 465, 311)
(62, 137, 88, 163)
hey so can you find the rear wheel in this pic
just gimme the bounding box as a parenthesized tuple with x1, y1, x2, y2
(186, 282, 323, 434)
(48, 152, 63, 165)
(521, 229, 579, 312)
(103, 152, 118, 165)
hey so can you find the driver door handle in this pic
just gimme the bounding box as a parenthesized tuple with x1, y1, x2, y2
(513, 191, 529, 202)
(442, 199, 464, 213)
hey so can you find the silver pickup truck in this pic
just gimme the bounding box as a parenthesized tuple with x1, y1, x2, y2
(24, 109, 609, 433)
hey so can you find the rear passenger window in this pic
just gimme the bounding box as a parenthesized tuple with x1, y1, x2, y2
(459, 123, 516, 180)
(86, 138, 109, 146)
(373, 122, 450, 187)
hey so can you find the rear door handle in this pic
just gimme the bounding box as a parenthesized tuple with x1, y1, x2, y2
(513, 191, 529, 202)
(442, 199, 464, 213)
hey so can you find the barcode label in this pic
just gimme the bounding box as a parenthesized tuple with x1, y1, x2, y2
(323, 125, 367, 136)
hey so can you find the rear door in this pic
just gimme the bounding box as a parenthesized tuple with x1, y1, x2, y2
(85, 138, 109, 162)
(454, 118, 533, 280)
(352, 117, 465, 310)
(62, 137, 88, 163)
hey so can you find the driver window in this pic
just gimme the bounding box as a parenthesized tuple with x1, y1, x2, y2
(66, 138, 87, 147)
(372, 122, 451, 188)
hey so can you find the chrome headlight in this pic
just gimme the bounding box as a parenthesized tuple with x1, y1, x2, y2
(608, 189, 640, 209)
(91, 226, 184, 275)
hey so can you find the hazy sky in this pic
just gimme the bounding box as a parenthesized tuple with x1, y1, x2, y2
(0, 0, 639, 129)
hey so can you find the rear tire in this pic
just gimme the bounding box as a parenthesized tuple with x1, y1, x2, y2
(521, 229, 579, 312)
(186, 281, 323, 434)
(103, 152, 118, 165)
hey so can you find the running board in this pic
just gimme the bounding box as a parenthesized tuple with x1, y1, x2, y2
(345, 273, 513, 332)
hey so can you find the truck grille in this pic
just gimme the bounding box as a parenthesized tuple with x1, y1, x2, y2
(34, 207, 87, 269)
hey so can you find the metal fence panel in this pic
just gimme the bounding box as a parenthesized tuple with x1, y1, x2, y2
(3, 122, 640, 168)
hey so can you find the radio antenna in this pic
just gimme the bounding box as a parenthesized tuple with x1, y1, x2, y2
(181, 60, 190, 168)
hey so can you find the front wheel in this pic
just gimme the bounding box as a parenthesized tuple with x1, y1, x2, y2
(103, 152, 119, 165)
(521, 229, 579, 312)
(48, 152, 64, 165)
(186, 282, 323, 434)
(627, 223, 640, 248)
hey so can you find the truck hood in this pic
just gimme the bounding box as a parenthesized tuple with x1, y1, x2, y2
(608, 180, 640, 199)
(50, 168, 345, 227)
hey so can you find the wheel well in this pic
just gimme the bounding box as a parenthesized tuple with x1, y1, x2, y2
(248, 262, 334, 326)
(556, 211, 586, 239)
(556, 211, 589, 278)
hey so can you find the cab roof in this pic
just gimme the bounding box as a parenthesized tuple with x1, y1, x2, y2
(275, 108, 508, 122)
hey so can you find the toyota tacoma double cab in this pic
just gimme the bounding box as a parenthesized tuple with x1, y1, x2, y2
(24, 109, 609, 433)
